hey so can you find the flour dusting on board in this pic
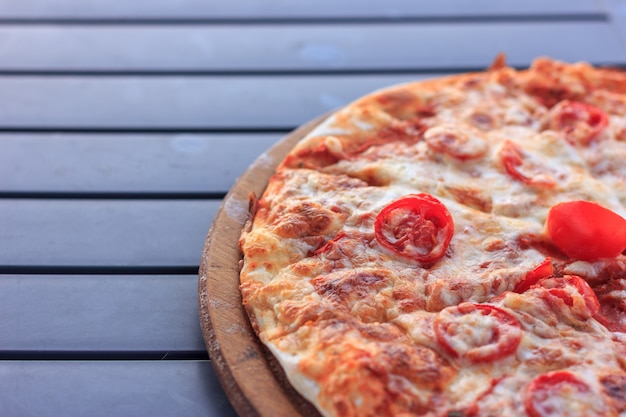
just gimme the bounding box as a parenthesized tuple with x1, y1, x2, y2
(249, 151, 274, 171)
(224, 195, 249, 224)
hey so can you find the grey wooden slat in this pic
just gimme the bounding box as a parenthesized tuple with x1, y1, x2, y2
(0, 361, 237, 417)
(0, 74, 425, 128)
(0, 22, 622, 71)
(0, 199, 220, 266)
(0, 275, 204, 351)
(0, 0, 603, 19)
(0, 133, 280, 193)
(603, 0, 626, 45)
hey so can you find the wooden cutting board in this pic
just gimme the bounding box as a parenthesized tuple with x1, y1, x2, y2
(198, 115, 328, 417)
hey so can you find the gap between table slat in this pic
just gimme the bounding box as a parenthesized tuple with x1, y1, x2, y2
(0, 350, 208, 360)
(0, 0, 604, 20)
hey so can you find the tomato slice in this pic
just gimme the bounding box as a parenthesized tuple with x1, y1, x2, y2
(546, 200, 626, 261)
(537, 275, 601, 320)
(591, 277, 626, 332)
(433, 303, 522, 363)
(525, 371, 601, 417)
(547, 100, 608, 145)
(499, 140, 555, 188)
(513, 258, 554, 293)
(374, 194, 454, 265)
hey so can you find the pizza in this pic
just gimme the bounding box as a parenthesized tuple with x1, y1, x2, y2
(237, 56, 626, 417)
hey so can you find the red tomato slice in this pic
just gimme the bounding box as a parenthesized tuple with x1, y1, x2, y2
(499, 140, 556, 188)
(374, 194, 454, 265)
(433, 303, 522, 363)
(548, 100, 608, 145)
(525, 371, 600, 417)
(594, 308, 626, 333)
(546, 200, 626, 261)
(513, 258, 554, 293)
(590, 277, 626, 332)
(537, 275, 601, 319)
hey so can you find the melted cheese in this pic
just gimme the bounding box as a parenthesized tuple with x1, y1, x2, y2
(238, 59, 626, 417)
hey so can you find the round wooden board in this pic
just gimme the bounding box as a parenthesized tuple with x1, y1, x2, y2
(198, 115, 329, 417)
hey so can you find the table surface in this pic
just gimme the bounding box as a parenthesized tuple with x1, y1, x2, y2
(2, 1, 626, 416)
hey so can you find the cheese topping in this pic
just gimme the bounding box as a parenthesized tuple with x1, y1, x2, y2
(238, 58, 626, 417)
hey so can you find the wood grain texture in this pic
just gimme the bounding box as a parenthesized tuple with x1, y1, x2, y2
(0, 133, 280, 193)
(0, 0, 603, 19)
(0, 199, 219, 266)
(199, 116, 328, 417)
(0, 22, 622, 71)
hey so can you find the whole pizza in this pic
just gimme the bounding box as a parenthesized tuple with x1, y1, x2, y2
(237, 57, 626, 417)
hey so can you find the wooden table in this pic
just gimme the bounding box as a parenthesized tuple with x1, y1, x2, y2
(1, 1, 625, 416)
